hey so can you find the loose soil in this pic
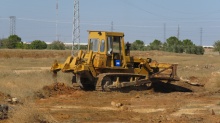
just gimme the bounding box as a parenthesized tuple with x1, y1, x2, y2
(32, 81, 220, 123)
(0, 49, 220, 123)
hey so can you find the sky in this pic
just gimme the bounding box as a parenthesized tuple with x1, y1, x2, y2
(1, 0, 220, 46)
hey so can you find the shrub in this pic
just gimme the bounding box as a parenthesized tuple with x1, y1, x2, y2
(130, 40, 145, 51)
(48, 41, 65, 50)
(195, 46, 204, 55)
(30, 40, 47, 49)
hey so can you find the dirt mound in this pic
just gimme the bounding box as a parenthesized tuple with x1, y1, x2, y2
(34, 83, 76, 99)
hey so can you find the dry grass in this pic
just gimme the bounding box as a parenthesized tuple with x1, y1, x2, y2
(132, 50, 220, 74)
(0, 50, 73, 99)
(205, 71, 220, 91)
(0, 49, 71, 59)
(0, 50, 74, 122)
(131, 50, 220, 90)
(8, 102, 57, 123)
(0, 70, 73, 98)
(0, 49, 220, 122)
(0, 49, 219, 97)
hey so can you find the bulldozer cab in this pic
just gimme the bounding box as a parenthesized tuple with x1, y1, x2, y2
(88, 31, 126, 68)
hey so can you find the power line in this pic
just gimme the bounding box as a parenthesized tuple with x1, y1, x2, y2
(3, 17, 220, 27)
(120, 0, 220, 21)
(120, 0, 172, 20)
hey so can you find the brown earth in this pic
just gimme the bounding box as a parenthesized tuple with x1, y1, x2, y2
(32, 82, 220, 123)
(0, 49, 220, 123)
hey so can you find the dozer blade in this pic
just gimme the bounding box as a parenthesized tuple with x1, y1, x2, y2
(61, 56, 75, 72)
(150, 64, 179, 81)
(51, 60, 62, 72)
(50, 56, 76, 73)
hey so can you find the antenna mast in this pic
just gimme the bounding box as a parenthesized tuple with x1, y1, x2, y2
(200, 28, 203, 46)
(163, 23, 166, 42)
(56, 0, 59, 41)
(111, 21, 114, 32)
(72, 0, 80, 56)
(177, 25, 180, 39)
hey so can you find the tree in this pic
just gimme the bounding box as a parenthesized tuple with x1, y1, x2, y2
(0, 38, 9, 48)
(23, 43, 31, 49)
(48, 41, 65, 50)
(80, 45, 88, 50)
(195, 46, 204, 55)
(184, 45, 204, 55)
(30, 40, 47, 49)
(164, 36, 184, 53)
(182, 39, 195, 53)
(182, 39, 194, 47)
(185, 45, 196, 54)
(213, 40, 220, 55)
(149, 39, 162, 50)
(7, 35, 22, 49)
(166, 36, 180, 45)
(130, 40, 145, 50)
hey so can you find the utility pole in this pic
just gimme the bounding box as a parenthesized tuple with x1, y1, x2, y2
(56, 0, 59, 41)
(163, 23, 166, 42)
(111, 21, 114, 32)
(9, 16, 16, 35)
(72, 0, 80, 56)
(177, 25, 180, 39)
(200, 28, 203, 46)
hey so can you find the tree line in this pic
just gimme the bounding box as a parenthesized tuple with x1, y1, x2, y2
(131, 36, 205, 55)
(0, 35, 66, 50)
(1, 34, 220, 55)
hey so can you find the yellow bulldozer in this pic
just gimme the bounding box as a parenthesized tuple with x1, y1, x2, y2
(51, 31, 179, 91)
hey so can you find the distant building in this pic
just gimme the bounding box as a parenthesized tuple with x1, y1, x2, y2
(40, 42, 88, 46)
(63, 42, 87, 46)
(203, 46, 213, 49)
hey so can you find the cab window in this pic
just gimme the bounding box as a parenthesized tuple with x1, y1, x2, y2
(107, 37, 113, 54)
(100, 40, 105, 52)
(107, 36, 121, 53)
(112, 36, 121, 53)
(89, 39, 99, 52)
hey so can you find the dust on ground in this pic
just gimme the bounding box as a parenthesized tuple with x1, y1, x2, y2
(0, 50, 220, 123)
(29, 81, 220, 123)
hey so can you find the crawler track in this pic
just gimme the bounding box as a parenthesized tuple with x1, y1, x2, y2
(95, 73, 152, 91)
